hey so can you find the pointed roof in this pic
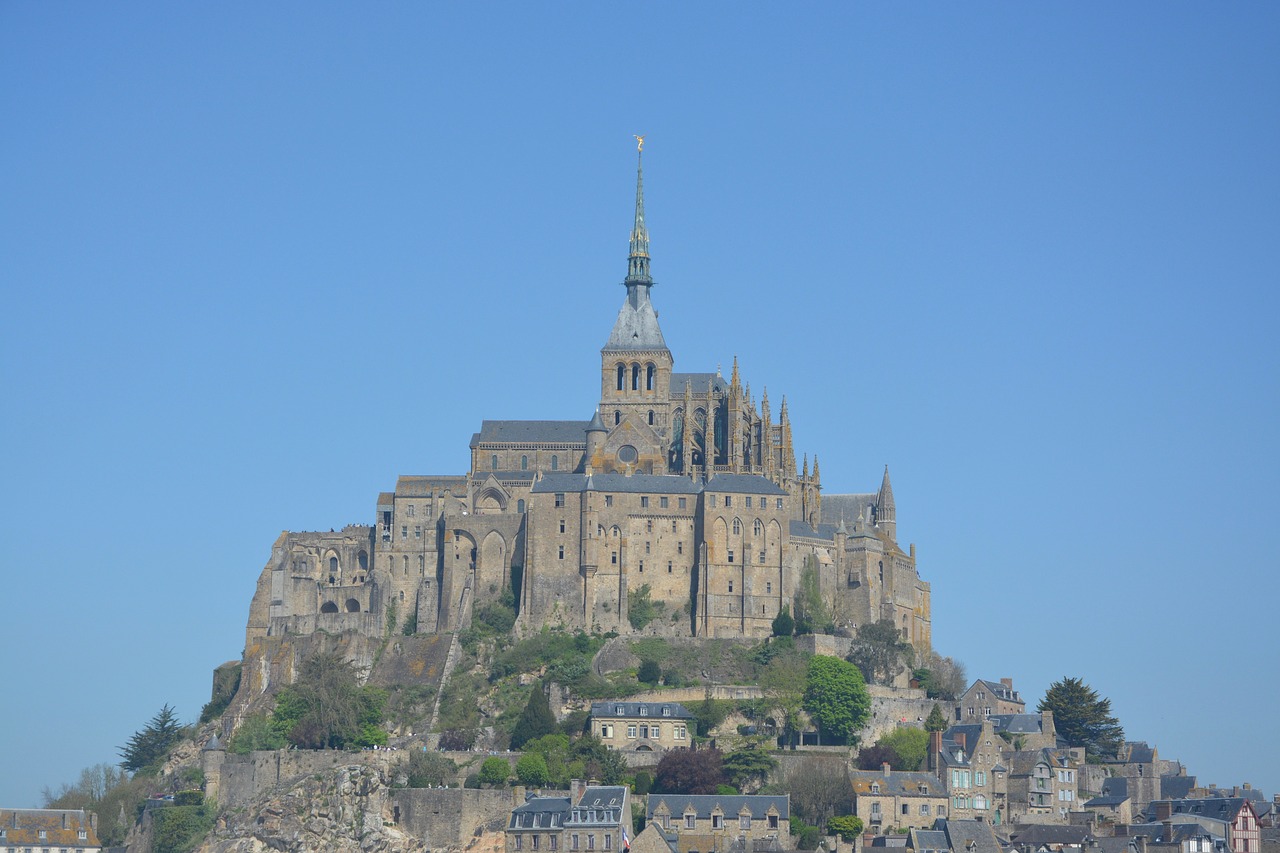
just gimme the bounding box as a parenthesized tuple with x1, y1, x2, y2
(605, 141, 669, 353)
(878, 465, 896, 519)
(587, 410, 607, 433)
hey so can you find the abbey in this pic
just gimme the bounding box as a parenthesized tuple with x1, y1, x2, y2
(244, 150, 930, 651)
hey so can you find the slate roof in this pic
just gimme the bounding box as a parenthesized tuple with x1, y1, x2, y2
(850, 769, 947, 798)
(1128, 824, 1221, 844)
(567, 786, 628, 827)
(591, 701, 694, 720)
(706, 474, 788, 496)
(1146, 798, 1250, 824)
(670, 373, 728, 396)
(532, 472, 704, 495)
(0, 809, 100, 848)
(395, 475, 467, 495)
(990, 714, 1045, 735)
(604, 286, 669, 352)
(820, 494, 876, 527)
(939, 818, 1004, 853)
(1122, 742, 1157, 764)
(909, 829, 950, 853)
(789, 520, 837, 541)
(974, 680, 1023, 704)
(647, 794, 789, 821)
(945, 725, 985, 759)
(1006, 824, 1092, 846)
(1085, 795, 1131, 807)
(470, 420, 591, 446)
(1103, 778, 1130, 799)
(509, 795, 571, 831)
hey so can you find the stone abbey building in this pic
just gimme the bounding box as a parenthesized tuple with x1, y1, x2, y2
(244, 150, 931, 651)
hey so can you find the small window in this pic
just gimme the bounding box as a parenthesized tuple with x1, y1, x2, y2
(740, 814, 751, 830)
(672, 520, 677, 532)
(560, 520, 566, 533)
(668, 561, 673, 573)
(902, 804, 909, 816)
(708, 495, 716, 508)
(677, 541, 683, 554)
(648, 410, 654, 425)
(728, 550, 734, 563)
(712, 814, 723, 829)
(660, 496, 668, 508)
(407, 504, 415, 517)
(551, 455, 559, 470)
(641, 496, 650, 508)
(728, 581, 734, 592)
(558, 546, 565, 560)
(745, 496, 752, 507)
(517, 499, 525, 513)
(605, 495, 613, 507)
(766, 582, 772, 593)
(611, 551, 618, 564)
(733, 519, 741, 534)
(532, 835, 538, 850)
(639, 560, 644, 573)
(646, 520, 653, 534)
(645, 539, 651, 552)
(614, 411, 621, 425)
(492, 454, 499, 470)
(521, 455, 528, 470)
(678, 497, 687, 509)
(776, 498, 783, 509)
(725, 495, 733, 507)
(415, 525, 422, 539)
(686, 815, 696, 829)
(401, 526, 407, 539)
(555, 493, 565, 508)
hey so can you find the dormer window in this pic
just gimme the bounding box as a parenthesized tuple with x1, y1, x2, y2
(616, 705, 624, 714)
(871, 783, 880, 793)
(639, 706, 648, 716)
(662, 707, 671, 717)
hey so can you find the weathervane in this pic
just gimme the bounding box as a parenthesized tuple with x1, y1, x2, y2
(634, 134, 645, 152)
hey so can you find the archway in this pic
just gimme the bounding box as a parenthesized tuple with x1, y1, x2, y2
(346, 599, 361, 613)
(320, 601, 339, 614)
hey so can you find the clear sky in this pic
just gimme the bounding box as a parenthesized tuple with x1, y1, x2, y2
(2, 3, 1276, 809)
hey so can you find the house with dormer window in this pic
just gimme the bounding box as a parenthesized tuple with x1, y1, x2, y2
(646, 794, 788, 853)
(590, 701, 694, 753)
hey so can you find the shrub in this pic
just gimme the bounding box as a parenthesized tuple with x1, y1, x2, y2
(637, 660, 661, 685)
(479, 757, 509, 787)
(516, 753, 551, 786)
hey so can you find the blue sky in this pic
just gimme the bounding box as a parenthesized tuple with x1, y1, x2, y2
(2, 3, 1277, 808)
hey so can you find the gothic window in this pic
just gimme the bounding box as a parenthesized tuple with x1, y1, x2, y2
(617, 364, 625, 390)
(521, 455, 528, 470)
(358, 550, 368, 570)
(732, 519, 741, 534)
(517, 499, 525, 513)
(491, 454, 499, 470)
(754, 519, 763, 536)
(646, 363, 655, 391)
(330, 556, 339, 574)
(551, 455, 558, 470)
(632, 364, 640, 391)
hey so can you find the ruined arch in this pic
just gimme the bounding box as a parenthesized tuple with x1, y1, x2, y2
(345, 598, 360, 612)
(478, 530, 508, 599)
(358, 550, 369, 571)
(320, 601, 339, 614)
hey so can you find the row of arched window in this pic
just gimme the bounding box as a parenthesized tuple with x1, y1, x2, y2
(490, 454, 559, 471)
(615, 362, 658, 392)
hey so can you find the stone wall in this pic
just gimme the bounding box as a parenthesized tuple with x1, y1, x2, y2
(389, 787, 517, 848)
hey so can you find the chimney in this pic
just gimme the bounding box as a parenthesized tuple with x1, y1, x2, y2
(571, 779, 583, 804)
(1163, 821, 1174, 844)
(882, 762, 892, 778)
(929, 731, 943, 771)
(956, 733, 967, 753)
(513, 786, 527, 806)
(1001, 678, 1013, 689)
(90, 813, 98, 830)
(1155, 802, 1173, 823)
(1041, 709, 1054, 735)
(62, 814, 68, 830)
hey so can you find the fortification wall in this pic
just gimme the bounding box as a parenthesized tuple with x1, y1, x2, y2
(389, 787, 517, 848)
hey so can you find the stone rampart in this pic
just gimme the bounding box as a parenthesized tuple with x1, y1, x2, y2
(216, 749, 400, 808)
(389, 787, 517, 848)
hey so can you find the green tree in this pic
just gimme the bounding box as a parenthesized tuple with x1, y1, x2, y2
(722, 747, 777, 793)
(628, 584, 659, 630)
(925, 704, 948, 733)
(827, 815, 865, 842)
(637, 659, 662, 685)
(479, 757, 510, 787)
(912, 652, 967, 700)
(877, 727, 929, 771)
(1038, 677, 1124, 759)
(227, 713, 287, 754)
(760, 656, 808, 747)
(119, 704, 186, 774)
(402, 751, 457, 787)
(803, 655, 870, 742)
(511, 687, 558, 750)
(516, 753, 551, 786)
(772, 605, 795, 637)
(846, 620, 914, 685)
(793, 561, 833, 635)
(273, 653, 387, 749)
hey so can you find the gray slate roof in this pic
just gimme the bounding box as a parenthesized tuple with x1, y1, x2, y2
(591, 701, 693, 720)
(532, 472, 704, 495)
(820, 494, 876, 526)
(1145, 798, 1250, 823)
(1006, 824, 1092, 846)
(706, 474, 788, 496)
(647, 794, 789, 820)
(604, 286, 669, 352)
(568, 786, 628, 827)
(510, 795, 571, 830)
(789, 520, 837, 541)
(471, 420, 591, 446)
(1160, 775, 1197, 801)
(909, 829, 950, 853)
(850, 769, 947, 798)
(989, 714, 1045, 735)
(670, 373, 728, 396)
(939, 819, 1004, 853)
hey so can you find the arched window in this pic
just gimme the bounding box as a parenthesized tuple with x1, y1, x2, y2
(517, 499, 525, 514)
(521, 455, 528, 470)
(551, 455, 558, 470)
(329, 556, 339, 574)
(320, 601, 339, 614)
(617, 363, 625, 391)
(614, 410, 621, 425)
(646, 363, 655, 391)
(648, 410, 654, 426)
(491, 454, 499, 470)
(632, 363, 640, 391)
(733, 519, 742, 535)
(358, 550, 368, 570)
(754, 519, 764, 536)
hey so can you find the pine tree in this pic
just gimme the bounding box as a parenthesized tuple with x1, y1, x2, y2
(1038, 677, 1124, 759)
(511, 686, 557, 749)
(925, 703, 948, 732)
(119, 704, 184, 774)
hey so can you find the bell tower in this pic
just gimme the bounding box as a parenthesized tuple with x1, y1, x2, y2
(598, 137, 674, 472)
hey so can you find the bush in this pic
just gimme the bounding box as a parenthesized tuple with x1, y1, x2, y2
(439, 729, 477, 751)
(633, 771, 652, 795)
(479, 757, 510, 787)
(173, 790, 203, 807)
(772, 605, 795, 637)
(827, 815, 864, 841)
(151, 803, 214, 853)
(627, 584, 661, 630)
(516, 753, 551, 786)
(796, 825, 821, 850)
(637, 660, 661, 685)
(402, 751, 457, 787)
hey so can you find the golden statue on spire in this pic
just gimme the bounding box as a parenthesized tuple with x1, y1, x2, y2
(634, 134, 645, 152)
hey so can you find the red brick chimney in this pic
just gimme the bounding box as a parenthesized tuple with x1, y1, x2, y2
(1001, 678, 1013, 689)
(929, 731, 943, 771)
(956, 733, 967, 753)
(1155, 801, 1173, 822)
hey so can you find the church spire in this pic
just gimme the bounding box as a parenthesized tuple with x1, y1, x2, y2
(625, 136, 652, 287)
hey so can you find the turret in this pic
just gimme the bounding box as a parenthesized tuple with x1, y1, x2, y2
(876, 464, 897, 541)
(585, 410, 607, 467)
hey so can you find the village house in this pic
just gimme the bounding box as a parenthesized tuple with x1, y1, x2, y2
(1142, 799, 1261, 853)
(930, 721, 1009, 825)
(1003, 748, 1081, 824)
(589, 701, 694, 753)
(956, 679, 1025, 723)
(646, 794, 788, 853)
(0, 809, 101, 853)
(851, 765, 949, 834)
(506, 783, 630, 853)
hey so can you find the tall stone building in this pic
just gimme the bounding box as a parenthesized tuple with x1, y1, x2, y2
(244, 148, 931, 651)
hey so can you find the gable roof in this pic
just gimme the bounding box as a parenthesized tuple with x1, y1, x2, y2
(510, 795, 572, 830)
(0, 810, 100, 847)
(1146, 798, 1252, 824)
(789, 520, 837, 541)
(989, 714, 1045, 735)
(850, 769, 947, 798)
(940, 818, 1004, 853)
(470, 420, 591, 447)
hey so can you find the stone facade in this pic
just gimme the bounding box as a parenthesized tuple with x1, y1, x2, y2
(646, 794, 789, 853)
(850, 766, 950, 833)
(242, 150, 931, 659)
(589, 701, 694, 753)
